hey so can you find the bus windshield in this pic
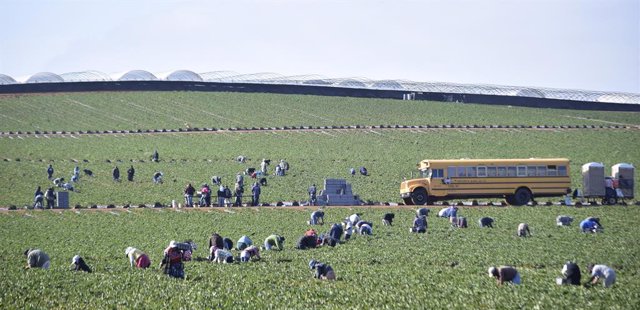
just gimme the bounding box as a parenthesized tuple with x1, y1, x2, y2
(419, 169, 431, 178)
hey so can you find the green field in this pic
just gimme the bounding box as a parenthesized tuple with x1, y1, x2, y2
(1, 91, 640, 308)
(1, 92, 639, 133)
(0, 91, 638, 206)
(1, 206, 639, 308)
(0, 129, 638, 206)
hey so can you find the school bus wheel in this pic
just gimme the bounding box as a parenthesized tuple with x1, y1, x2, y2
(411, 188, 429, 205)
(512, 187, 532, 206)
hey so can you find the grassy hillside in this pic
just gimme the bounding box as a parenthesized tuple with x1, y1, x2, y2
(0, 92, 639, 132)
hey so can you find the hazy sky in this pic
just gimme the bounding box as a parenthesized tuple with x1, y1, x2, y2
(1, 0, 638, 93)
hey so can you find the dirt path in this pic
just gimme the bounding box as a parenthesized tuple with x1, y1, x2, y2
(0, 201, 585, 213)
(0, 205, 400, 214)
(1, 123, 637, 138)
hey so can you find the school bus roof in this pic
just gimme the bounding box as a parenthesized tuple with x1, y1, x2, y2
(418, 158, 570, 168)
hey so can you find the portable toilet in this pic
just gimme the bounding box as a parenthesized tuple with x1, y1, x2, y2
(582, 162, 605, 197)
(612, 163, 634, 198)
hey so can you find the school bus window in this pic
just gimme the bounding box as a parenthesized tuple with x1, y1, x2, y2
(477, 166, 487, 177)
(507, 167, 517, 177)
(558, 166, 567, 176)
(466, 167, 477, 177)
(527, 166, 537, 176)
(497, 167, 507, 177)
(447, 167, 456, 178)
(487, 167, 497, 177)
(516, 166, 527, 177)
(432, 169, 444, 178)
(457, 167, 466, 177)
(547, 165, 557, 176)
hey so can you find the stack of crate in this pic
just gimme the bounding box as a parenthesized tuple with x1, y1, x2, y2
(317, 179, 361, 206)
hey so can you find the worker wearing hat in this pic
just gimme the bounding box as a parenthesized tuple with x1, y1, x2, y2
(70, 255, 92, 273)
(125, 247, 150, 269)
(309, 259, 336, 280)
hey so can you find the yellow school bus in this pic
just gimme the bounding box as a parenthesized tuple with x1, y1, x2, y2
(400, 158, 572, 206)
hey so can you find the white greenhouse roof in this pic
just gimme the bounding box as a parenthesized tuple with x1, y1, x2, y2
(1, 70, 638, 104)
(25, 72, 64, 83)
(117, 70, 159, 81)
(60, 70, 112, 82)
(0, 73, 17, 85)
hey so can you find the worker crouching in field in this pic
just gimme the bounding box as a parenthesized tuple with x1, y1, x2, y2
(160, 241, 187, 279)
(356, 220, 373, 235)
(223, 238, 233, 251)
(580, 217, 603, 233)
(240, 245, 261, 262)
(24, 248, 50, 270)
(236, 235, 253, 251)
(438, 206, 458, 218)
(517, 223, 531, 237)
(320, 233, 338, 247)
(488, 266, 521, 285)
(586, 264, 616, 288)
(125, 247, 151, 269)
(556, 215, 573, 226)
(479, 217, 494, 228)
(319, 225, 341, 247)
(296, 234, 318, 250)
(213, 248, 234, 264)
(264, 234, 285, 251)
(70, 255, 92, 273)
(410, 215, 427, 233)
(346, 213, 361, 226)
(382, 213, 395, 226)
(451, 216, 467, 228)
(556, 261, 580, 285)
(209, 233, 224, 252)
(308, 210, 325, 225)
(309, 260, 336, 280)
(152, 172, 163, 184)
(329, 223, 343, 242)
(358, 223, 373, 235)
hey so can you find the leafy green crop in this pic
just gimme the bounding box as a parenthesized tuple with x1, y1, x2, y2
(0, 206, 638, 308)
(1, 91, 638, 207)
(0, 129, 638, 206)
(1, 92, 638, 132)
(0, 91, 639, 308)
